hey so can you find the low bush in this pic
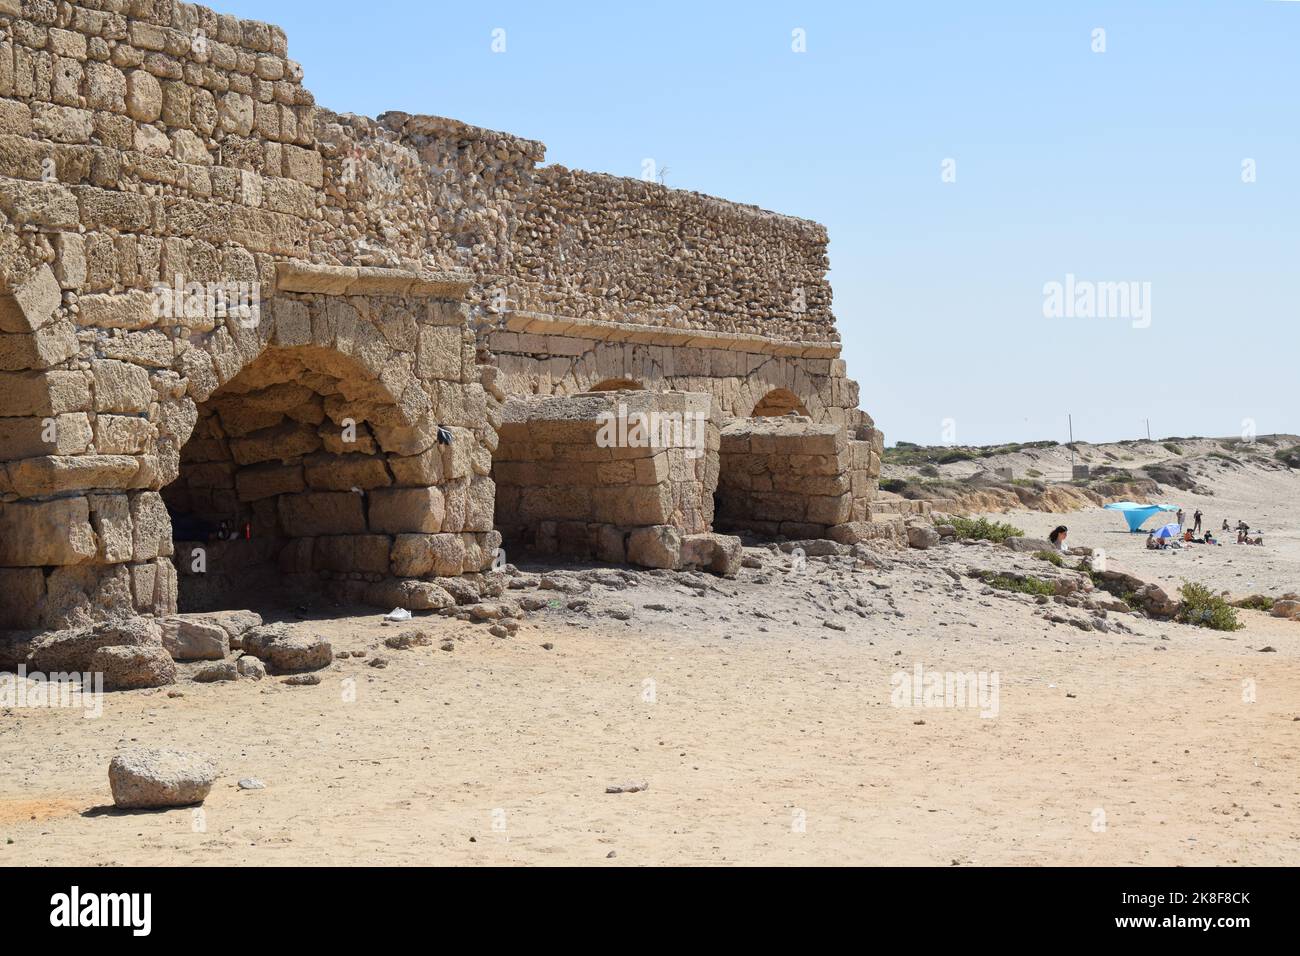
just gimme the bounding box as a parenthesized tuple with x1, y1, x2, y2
(983, 573, 1056, 597)
(948, 516, 1025, 543)
(1177, 582, 1244, 631)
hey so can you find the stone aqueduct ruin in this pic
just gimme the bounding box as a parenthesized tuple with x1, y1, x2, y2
(0, 0, 900, 636)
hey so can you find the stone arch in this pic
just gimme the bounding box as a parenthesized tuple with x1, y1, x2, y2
(1, 279, 497, 632)
(751, 388, 811, 418)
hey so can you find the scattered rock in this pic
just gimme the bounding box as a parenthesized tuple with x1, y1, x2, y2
(161, 616, 230, 662)
(606, 781, 649, 794)
(108, 749, 218, 810)
(238, 778, 266, 791)
(28, 618, 161, 673)
(192, 661, 239, 683)
(89, 644, 176, 691)
(282, 673, 322, 686)
(385, 630, 432, 650)
(236, 656, 266, 680)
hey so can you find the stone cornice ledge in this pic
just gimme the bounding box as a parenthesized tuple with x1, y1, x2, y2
(275, 260, 474, 299)
(500, 310, 842, 359)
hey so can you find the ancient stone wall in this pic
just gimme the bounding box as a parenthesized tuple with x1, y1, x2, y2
(493, 391, 719, 566)
(0, 0, 881, 637)
(716, 417, 882, 540)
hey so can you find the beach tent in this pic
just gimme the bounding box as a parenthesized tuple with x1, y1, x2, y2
(1104, 501, 1180, 532)
(1152, 522, 1182, 540)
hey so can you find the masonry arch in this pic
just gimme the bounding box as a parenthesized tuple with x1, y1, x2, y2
(751, 388, 811, 419)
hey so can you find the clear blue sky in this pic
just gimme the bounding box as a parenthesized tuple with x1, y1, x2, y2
(222, 0, 1299, 446)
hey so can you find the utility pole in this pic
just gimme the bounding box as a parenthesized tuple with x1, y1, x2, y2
(1146, 418, 1151, 441)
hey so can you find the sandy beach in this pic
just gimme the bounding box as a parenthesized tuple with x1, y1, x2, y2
(4, 537, 1296, 867)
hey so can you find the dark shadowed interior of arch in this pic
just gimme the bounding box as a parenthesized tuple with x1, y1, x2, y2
(164, 347, 406, 612)
(587, 378, 645, 392)
(752, 388, 810, 418)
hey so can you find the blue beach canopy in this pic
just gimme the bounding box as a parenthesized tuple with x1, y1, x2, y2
(1104, 501, 1180, 532)
(1152, 522, 1183, 540)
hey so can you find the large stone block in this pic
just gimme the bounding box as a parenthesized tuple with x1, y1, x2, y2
(0, 497, 98, 567)
(161, 616, 230, 661)
(0, 263, 61, 334)
(92, 359, 153, 413)
(277, 492, 366, 536)
(368, 486, 445, 534)
(0, 320, 79, 371)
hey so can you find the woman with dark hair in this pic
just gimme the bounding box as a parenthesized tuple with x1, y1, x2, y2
(1049, 526, 1069, 552)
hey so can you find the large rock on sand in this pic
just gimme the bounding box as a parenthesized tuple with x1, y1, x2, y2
(240, 624, 332, 674)
(27, 618, 161, 673)
(108, 749, 218, 809)
(161, 617, 230, 662)
(89, 645, 176, 690)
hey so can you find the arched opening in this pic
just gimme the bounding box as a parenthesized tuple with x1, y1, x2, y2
(752, 388, 810, 419)
(588, 378, 645, 393)
(164, 345, 419, 612)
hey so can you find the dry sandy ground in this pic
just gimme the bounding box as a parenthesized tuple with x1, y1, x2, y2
(2, 541, 1297, 867)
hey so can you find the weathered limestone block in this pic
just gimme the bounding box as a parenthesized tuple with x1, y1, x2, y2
(234, 462, 305, 501)
(161, 616, 230, 661)
(312, 534, 391, 575)
(109, 749, 217, 809)
(76, 290, 158, 330)
(93, 414, 157, 455)
(368, 486, 445, 534)
(0, 320, 78, 371)
(277, 492, 366, 536)
(4, 454, 148, 496)
(92, 359, 153, 413)
(303, 452, 391, 491)
(0, 370, 89, 416)
(0, 496, 98, 566)
(90, 644, 177, 690)
(627, 525, 682, 570)
(27, 616, 161, 673)
(0, 263, 61, 334)
(0, 412, 92, 460)
(390, 532, 465, 578)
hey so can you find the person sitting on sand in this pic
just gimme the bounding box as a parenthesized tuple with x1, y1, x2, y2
(1204, 531, 1219, 545)
(1146, 532, 1160, 550)
(1222, 519, 1231, 532)
(1049, 526, 1069, 552)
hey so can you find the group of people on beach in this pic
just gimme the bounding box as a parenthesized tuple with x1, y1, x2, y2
(1144, 507, 1263, 550)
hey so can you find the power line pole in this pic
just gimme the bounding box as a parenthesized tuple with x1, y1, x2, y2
(1146, 418, 1151, 441)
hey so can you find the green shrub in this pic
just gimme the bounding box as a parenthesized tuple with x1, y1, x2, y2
(879, 478, 908, 494)
(947, 516, 1025, 543)
(1177, 582, 1244, 631)
(1274, 446, 1300, 469)
(1034, 550, 1065, 567)
(1025, 468, 1043, 478)
(1163, 442, 1183, 456)
(918, 464, 940, 478)
(1232, 595, 1276, 612)
(983, 573, 1056, 597)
